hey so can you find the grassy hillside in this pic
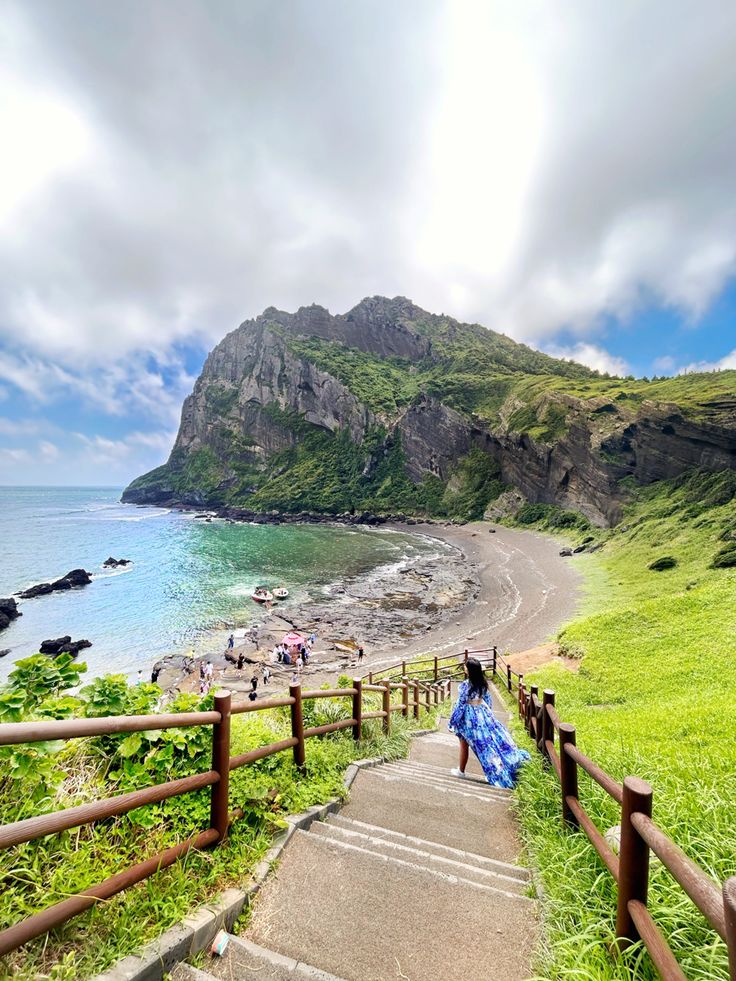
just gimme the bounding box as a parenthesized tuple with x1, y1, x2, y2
(507, 471, 736, 979)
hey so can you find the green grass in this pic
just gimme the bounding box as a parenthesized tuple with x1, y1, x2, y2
(0, 669, 439, 981)
(507, 471, 736, 979)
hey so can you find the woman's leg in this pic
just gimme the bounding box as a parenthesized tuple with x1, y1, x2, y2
(458, 737, 469, 773)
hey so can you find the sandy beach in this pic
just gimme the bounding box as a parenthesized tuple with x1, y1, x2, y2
(155, 520, 583, 698)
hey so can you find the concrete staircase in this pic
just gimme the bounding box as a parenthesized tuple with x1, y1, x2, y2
(173, 690, 537, 980)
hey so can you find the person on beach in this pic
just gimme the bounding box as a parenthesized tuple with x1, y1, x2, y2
(262, 665, 270, 685)
(248, 688, 257, 701)
(227, 633, 234, 649)
(357, 646, 364, 664)
(448, 658, 529, 788)
(237, 652, 245, 670)
(251, 674, 258, 693)
(296, 654, 304, 670)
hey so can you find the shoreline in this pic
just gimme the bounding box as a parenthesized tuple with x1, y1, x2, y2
(153, 516, 583, 699)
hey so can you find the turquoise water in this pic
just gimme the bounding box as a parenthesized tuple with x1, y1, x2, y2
(0, 488, 437, 682)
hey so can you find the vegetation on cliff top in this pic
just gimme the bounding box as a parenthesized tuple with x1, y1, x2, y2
(123, 297, 736, 517)
(508, 469, 736, 979)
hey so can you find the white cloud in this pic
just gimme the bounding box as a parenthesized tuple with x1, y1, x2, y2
(0, 417, 41, 436)
(0, 0, 733, 366)
(38, 439, 59, 461)
(652, 355, 676, 374)
(679, 350, 736, 374)
(543, 342, 630, 378)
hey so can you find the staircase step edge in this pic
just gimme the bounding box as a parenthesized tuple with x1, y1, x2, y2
(310, 821, 528, 893)
(327, 813, 530, 880)
(297, 829, 534, 904)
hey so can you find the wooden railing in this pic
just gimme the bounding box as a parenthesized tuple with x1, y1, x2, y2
(508, 672, 736, 980)
(362, 647, 498, 685)
(0, 678, 449, 958)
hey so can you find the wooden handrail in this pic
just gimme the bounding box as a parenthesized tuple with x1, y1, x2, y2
(0, 675, 449, 958)
(0, 770, 219, 851)
(511, 686, 734, 979)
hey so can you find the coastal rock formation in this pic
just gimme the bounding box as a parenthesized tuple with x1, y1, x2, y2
(0, 598, 21, 632)
(39, 636, 92, 658)
(18, 569, 92, 599)
(123, 297, 736, 527)
(103, 557, 132, 567)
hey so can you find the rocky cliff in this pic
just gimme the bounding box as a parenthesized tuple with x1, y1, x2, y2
(123, 297, 736, 526)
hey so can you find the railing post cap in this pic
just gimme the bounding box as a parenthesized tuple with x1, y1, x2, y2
(352, 677, 361, 684)
(214, 689, 232, 701)
(558, 722, 575, 735)
(543, 689, 555, 698)
(623, 775, 652, 797)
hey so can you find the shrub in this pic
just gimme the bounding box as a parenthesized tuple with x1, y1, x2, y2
(712, 543, 736, 568)
(648, 556, 677, 571)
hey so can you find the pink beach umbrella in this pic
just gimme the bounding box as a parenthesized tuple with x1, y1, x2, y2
(282, 631, 305, 648)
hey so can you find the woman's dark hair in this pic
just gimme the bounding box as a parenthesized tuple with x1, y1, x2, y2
(465, 657, 488, 697)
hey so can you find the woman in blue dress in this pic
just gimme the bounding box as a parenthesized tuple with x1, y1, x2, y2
(448, 658, 530, 788)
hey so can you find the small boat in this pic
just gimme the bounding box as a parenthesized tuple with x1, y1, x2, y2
(251, 587, 273, 603)
(273, 587, 289, 600)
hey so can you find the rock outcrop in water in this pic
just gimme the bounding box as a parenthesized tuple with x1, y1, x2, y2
(0, 598, 21, 632)
(39, 636, 92, 658)
(123, 296, 736, 526)
(18, 569, 92, 599)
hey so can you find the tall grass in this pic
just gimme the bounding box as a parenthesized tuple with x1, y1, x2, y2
(510, 471, 736, 979)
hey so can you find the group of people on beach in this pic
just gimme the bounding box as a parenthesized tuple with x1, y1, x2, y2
(272, 631, 316, 668)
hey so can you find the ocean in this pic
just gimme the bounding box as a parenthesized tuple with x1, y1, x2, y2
(0, 487, 439, 683)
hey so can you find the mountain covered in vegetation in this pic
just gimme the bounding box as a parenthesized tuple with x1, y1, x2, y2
(123, 297, 736, 525)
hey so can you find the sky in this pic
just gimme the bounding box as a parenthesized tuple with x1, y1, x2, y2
(1, 0, 736, 486)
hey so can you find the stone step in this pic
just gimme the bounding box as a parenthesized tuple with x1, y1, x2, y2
(390, 756, 513, 787)
(247, 828, 536, 981)
(179, 934, 349, 980)
(310, 818, 529, 896)
(381, 759, 513, 796)
(342, 766, 522, 863)
(355, 764, 511, 805)
(327, 813, 531, 883)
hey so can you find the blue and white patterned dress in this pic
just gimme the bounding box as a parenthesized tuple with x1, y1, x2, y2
(448, 681, 530, 788)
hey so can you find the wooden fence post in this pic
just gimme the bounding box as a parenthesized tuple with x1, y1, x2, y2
(382, 679, 391, 734)
(413, 680, 420, 719)
(506, 663, 512, 692)
(210, 690, 231, 842)
(518, 675, 524, 719)
(541, 690, 555, 759)
(464, 649, 469, 664)
(724, 876, 736, 980)
(352, 677, 362, 742)
(425, 684, 431, 711)
(401, 660, 406, 678)
(614, 777, 653, 951)
(401, 676, 409, 717)
(492, 646, 497, 677)
(433, 684, 439, 706)
(368, 671, 373, 684)
(558, 723, 579, 828)
(290, 683, 306, 772)
(528, 684, 538, 736)
(433, 655, 438, 681)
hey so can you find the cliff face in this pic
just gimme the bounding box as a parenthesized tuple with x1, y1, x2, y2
(123, 297, 736, 525)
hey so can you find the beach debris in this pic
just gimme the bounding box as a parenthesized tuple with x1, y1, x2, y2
(39, 636, 92, 658)
(0, 597, 21, 632)
(559, 548, 573, 557)
(103, 557, 132, 567)
(211, 929, 230, 956)
(18, 568, 92, 599)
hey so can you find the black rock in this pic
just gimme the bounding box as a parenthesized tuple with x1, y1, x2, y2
(559, 548, 573, 557)
(0, 649, 10, 658)
(40, 636, 92, 658)
(573, 544, 587, 553)
(103, 557, 132, 568)
(19, 569, 92, 599)
(0, 598, 21, 632)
